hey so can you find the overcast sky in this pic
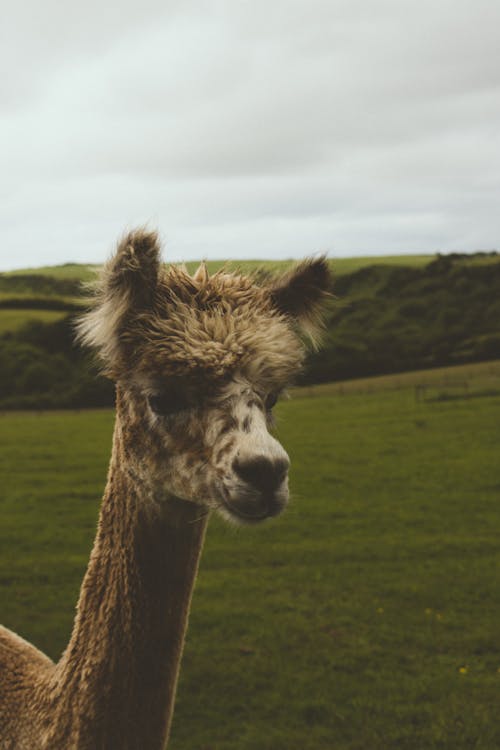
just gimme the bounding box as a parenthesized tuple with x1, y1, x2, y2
(1, 0, 499, 270)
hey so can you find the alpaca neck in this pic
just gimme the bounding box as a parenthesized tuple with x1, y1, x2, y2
(45, 413, 208, 750)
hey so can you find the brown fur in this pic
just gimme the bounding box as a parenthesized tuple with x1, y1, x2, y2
(0, 229, 331, 749)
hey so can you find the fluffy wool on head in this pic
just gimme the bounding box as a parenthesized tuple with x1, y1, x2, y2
(76, 229, 332, 392)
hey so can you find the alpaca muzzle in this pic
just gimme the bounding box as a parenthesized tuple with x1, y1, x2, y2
(224, 455, 290, 522)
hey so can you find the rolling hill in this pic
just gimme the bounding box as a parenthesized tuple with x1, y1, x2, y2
(0, 251, 499, 409)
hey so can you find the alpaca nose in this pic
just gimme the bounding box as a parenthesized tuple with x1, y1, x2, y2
(232, 456, 289, 494)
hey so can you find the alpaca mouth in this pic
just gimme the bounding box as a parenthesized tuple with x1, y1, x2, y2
(221, 490, 287, 523)
(222, 497, 271, 522)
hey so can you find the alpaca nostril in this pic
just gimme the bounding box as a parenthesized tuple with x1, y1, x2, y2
(232, 456, 289, 494)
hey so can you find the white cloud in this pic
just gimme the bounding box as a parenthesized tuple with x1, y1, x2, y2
(1, 0, 499, 269)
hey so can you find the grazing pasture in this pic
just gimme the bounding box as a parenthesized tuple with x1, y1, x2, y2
(1, 365, 500, 749)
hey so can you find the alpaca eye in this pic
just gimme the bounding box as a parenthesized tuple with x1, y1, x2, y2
(265, 392, 279, 411)
(148, 391, 190, 417)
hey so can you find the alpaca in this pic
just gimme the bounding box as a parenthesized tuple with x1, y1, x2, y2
(0, 230, 331, 750)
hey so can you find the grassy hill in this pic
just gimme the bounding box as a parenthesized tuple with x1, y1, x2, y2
(1, 366, 500, 748)
(0, 251, 499, 409)
(306, 253, 500, 383)
(2, 263, 101, 282)
(0, 255, 434, 333)
(2, 253, 435, 281)
(0, 309, 68, 334)
(0, 254, 435, 321)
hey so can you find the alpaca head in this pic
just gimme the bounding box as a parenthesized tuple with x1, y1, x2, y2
(77, 230, 331, 524)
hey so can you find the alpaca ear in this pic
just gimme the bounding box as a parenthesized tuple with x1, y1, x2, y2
(76, 229, 161, 368)
(103, 229, 161, 303)
(269, 257, 332, 348)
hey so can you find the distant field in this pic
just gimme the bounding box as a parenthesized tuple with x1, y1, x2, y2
(2, 263, 100, 282)
(0, 255, 437, 331)
(2, 254, 438, 282)
(298, 359, 500, 398)
(6, 253, 500, 283)
(0, 292, 81, 306)
(185, 254, 436, 279)
(3, 251, 500, 336)
(0, 308, 68, 334)
(1, 363, 500, 749)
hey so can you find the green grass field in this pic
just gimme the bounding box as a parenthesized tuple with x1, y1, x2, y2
(1, 367, 500, 749)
